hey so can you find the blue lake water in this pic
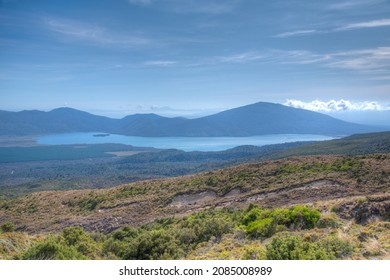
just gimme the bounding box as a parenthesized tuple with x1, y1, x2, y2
(36, 133, 337, 152)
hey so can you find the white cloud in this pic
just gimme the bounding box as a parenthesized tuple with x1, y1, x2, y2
(168, 0, 239, 14)
(188, 52, 265, 67)
(143, 60, 177, 66)
(274, 17, 390, 39)
(266, 47, 390, 75)
(43, 17, 151, 48)
(337, 18, 390, 30)
(128, 0, 153, 6)
(268, 49, 331, 64)
(190, 47, 390, 80)
(284, 99, 389, 112)
(327, 0, 386, 10)
(214, 52, 265, 63)
(328, 47, 390, 70)
(274, 29, 318, 38)
(127, 0, 239, 14)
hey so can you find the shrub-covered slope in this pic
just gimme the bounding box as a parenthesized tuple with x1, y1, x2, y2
(0, 153, 389, 259)
(1, 200, 389, 260)
(0, 154, 389, 232)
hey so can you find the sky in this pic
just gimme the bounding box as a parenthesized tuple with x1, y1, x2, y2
(1, 0, 390, 120)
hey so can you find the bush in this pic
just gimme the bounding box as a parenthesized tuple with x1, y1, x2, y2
(1, 222, 15, 233)
(22, 227, 105, 260)
(243, 205, 321, 239)
(289, 205, 320, 229)
(243, 208, 271, 225)
(62, 226, 88, 246)
(318, 236, 354, 259)
(266, 234, 354, 260)
(22, 236, 86, 260)
(177, 227, 197, 246)
(61, 226, 99, 256)
(246, 218, 276, 238)
(103, 239, 128, 258)
(242, 246, 267, 260)
(111, 226, 138, 241)
(122, 229, 182, 260)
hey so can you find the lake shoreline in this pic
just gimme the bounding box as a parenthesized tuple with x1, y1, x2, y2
(36, 132, 338, 152)
(0, 135, 43, 147)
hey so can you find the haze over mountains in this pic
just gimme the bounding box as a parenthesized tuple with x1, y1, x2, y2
(0, 102, 380, 137)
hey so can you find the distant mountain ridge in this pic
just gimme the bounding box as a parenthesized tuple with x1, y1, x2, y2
(0, 102, 378, 136)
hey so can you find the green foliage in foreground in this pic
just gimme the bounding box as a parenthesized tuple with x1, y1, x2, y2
(19, 205, 354, 260)
(244, 205, 321, 238)
(21, 227, 101, 260)
(266, 234, 354, 260)
(21, 236, 87, 260)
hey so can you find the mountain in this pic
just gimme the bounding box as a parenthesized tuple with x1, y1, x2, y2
(0, 108, 117, 135)
(0, 102, 378, 136)
(190, 102, 373, 136)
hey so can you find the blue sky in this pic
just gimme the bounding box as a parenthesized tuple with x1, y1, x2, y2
(1, 0, 390, 118)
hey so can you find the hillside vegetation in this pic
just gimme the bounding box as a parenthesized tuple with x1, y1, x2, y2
(0, 153, 389, 259)
(1, 198, 389, 260)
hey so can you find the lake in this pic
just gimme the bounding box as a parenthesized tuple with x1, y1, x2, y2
(36, 133, 337, 152)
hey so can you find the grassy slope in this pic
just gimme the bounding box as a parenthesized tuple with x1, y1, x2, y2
(0, 153, 389, 259)
(1, 194, 389, 260)
(0, 154, 389, 233)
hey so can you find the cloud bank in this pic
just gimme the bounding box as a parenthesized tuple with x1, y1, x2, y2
(284, 99, 389, 112)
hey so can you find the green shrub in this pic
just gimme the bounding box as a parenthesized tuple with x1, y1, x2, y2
(103, 239, 128, 258)
(177, 227, 197, 246)
(270, 208, 291, 225)
(246, 218, 276, 238)
(266, 234, 354, 260)
(1, 222, 15, 233)
(243, 205, 321, 239)
(242, 246, 266, 260)
(112, 226, 138, 241)
(62, 226, 88, 246)
(289, 205, 320, 229)
(22, 226, 106, 260)
(266, 235, 302, 260)
(22, 236, 86, 260)
(243, 208, 271, 225)
(122, 229, 182, 260)
(318, 236, 354, 259)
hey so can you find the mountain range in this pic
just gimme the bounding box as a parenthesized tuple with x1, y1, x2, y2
(0, 102, 380, 136)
